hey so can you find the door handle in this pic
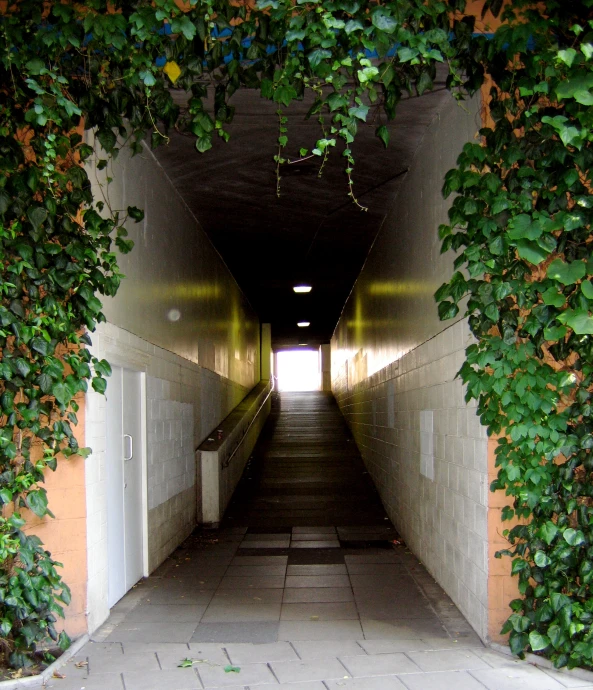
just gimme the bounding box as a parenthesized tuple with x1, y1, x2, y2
(123, 434, 133, 461)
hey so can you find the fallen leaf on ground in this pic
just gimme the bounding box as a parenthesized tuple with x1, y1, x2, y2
(224, 665, 241, 673)
(52, 671, 66, 679)
(179, 658, 208, 667)
(74, 661, 88, 668)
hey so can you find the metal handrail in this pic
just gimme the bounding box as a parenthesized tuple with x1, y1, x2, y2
(220, 378, 274, 469)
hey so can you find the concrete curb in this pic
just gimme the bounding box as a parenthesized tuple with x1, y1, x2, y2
(0, 635, 89, 689)
(490, 641, 593, 683)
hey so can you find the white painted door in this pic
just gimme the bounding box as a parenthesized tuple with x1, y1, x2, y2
(106, 366, 144, 607)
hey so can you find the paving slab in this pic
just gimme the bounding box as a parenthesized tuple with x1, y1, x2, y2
(230, 555, 288, 566)
(469, 665, 569, 690)
(212, 588, 284, 604)
(280, 601, 358, 620)
(201, 603, 281, 622)
(84, 650, 158, 674)
(224, 565, 286, 577)
(357, 639, 433, 654)
(218, 576, 285, 589)
(225, 641, 299, 664)
(278, 620, 364, 640)
(197, 661, 277, 688)
(360, 618, 449, 640)
(43, 674, 125, 690)
(105, 620, 198, 643)
(286, 575, 351, 588)
(340, 652, 422, 676)
(159, 644, 229, 667)
(324, 677, 407, 690)
(291, 640, 367, 659)
(406, 648, 491, 672)
(190, 621, 280, 643)
(270, 657, 350, 683)
(123, 668, 201, 690)
(287, 564, 348, 576)
(283, 587, 354, 603)
(401, 670, 491, 690)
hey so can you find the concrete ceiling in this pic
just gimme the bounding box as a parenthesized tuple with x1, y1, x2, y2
(153, 72, 452, 349)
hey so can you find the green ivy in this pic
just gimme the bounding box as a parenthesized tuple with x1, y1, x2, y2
(2, 0, 591, 673)
(435, 0, 593, 671)
(0, 0, 482, 667)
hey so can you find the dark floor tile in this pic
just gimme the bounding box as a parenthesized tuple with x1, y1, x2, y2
(190, 622, 279, 643)
(287, 549, 346, 565)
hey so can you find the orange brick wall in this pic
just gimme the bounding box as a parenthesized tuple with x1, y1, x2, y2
(22, 394, 88, 638)
(487, 436, 521, 641)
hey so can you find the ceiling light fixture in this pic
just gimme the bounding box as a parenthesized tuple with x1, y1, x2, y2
(297, 321, 310, 327)
(293, 285, 312, 293)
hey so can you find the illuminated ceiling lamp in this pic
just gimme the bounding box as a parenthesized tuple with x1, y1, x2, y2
(293, 285, 312, 293)
(297, 321, 310, 327)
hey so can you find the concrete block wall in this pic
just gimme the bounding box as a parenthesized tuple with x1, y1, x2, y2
(85, 322, 250, 633)
(330, 91, 490, 638)
(333, 319, 489, 640)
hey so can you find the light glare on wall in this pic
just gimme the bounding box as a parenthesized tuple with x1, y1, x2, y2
(297, 321, 310, 327)
(293, 285, 312, 293)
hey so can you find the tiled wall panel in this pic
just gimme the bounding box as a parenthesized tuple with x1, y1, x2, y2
(84, 137, 259, 633)
(331, 93, 490, 639)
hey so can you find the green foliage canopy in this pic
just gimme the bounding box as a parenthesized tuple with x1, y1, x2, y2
(435, 0, 593, 670)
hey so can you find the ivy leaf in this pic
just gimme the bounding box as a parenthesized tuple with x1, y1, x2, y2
(308, 49, 332, 69)
(127, 206, 145, 222)
(25, 489, 49, 518)
(547, 259, 586, 285)
(558, 309, 593, 335)
(345, 19, 363, 34)
(534, 551, 551, 568)
(581, 280, 593, 299)
(37, 374, 53, 394)
(541, 288, 565, 308)
(27, 207, 47, 232)
(376, 125, 389, 148)
(52, 383, 70, 406)
(348, 104, 369, 121)
(92, 377, 107, 394)
(196, 136, 212, 153)
(30, 338, 50, 356)
(438, 300, 459, 320)
(529, 631, 551, 652)
(372, 9, 397, 34)
(543, 326, 567, 342)
(539, 521, 558, 545)
(507, 214, 540, 241)
(516, 240, 549, 265)
(563, 528, 586, 546)
(97, 129, 117, 153)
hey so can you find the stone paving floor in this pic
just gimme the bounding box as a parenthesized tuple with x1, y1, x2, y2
(38, 393, 593, 689)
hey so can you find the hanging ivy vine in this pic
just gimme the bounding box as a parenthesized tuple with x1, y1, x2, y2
(1, 0, 592, 674)
(436, 0, 593, 671)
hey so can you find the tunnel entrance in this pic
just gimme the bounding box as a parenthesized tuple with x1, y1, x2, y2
(276, 349, 321, 392)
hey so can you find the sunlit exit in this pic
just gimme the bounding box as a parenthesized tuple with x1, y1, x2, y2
(276, 349, 320, 392)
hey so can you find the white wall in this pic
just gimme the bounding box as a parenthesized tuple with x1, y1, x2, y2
(331, 93, 490, 639)
(84, 139, 260, 632)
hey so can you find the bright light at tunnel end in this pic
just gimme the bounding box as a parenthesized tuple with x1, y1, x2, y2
(293, 285, 312, 293)
(297, 321, 310, 327)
